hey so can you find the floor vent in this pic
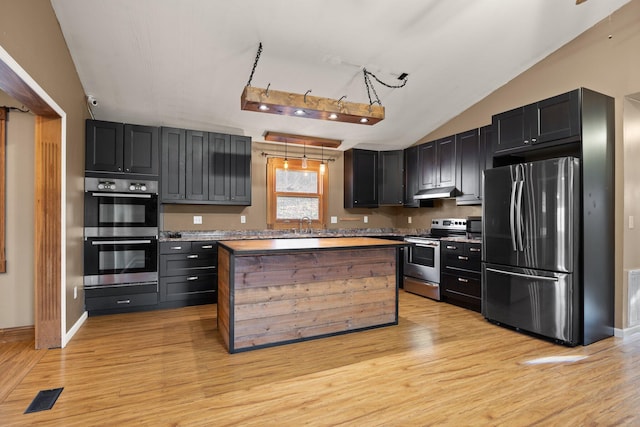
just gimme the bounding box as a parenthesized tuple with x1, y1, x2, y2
(629, 270, 640, 327)
(24, 388, 63, 414)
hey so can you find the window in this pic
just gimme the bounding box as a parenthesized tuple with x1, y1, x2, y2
(267, 157, 328, 229)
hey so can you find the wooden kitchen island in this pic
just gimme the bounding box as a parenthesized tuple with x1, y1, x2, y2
(217, 237, 404, 353)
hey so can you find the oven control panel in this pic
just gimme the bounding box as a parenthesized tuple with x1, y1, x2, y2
(431, 218, 466, 231)
(85, 177, 158, 194)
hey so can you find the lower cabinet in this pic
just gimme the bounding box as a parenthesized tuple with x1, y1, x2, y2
(440, 240, 481, 312)
(85, 283, 159, 315)
(159, 241, 218, 306)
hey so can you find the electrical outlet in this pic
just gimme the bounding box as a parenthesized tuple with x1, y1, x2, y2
(408, 216, 412, 224)
(73, 286, 77, 299)
(193, 215, 202, 225)
(331, 216, 338, 224)
(241, 215, 246, 224)
(364, 216, 369, 224)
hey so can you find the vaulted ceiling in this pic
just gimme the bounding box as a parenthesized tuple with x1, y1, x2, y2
(51, 0, 630, 150)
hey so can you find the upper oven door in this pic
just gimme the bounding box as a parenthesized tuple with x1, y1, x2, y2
(84, 236, 158, 288)
(84, 191, 158, 237)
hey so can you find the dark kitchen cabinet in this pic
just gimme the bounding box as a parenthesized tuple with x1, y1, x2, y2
(419, 135, 456, 190)
(85, 283, 158, 316)
(159, 241, 217, 305)
(344, 148, 379, 208)
(186, 130, 209, 201)
(440, 240, 481, 312)
(160, 127, 252, 205)
(492, 89, 580, 156)
(455, 129, 481, 205)
(208, 133, 252, 205)
(478, 124, 493, 200)
(86, 120, 159, 175)
(160, 127, 186, 201)
(378, 150, 404, 205)
(404, 145, 420, 207)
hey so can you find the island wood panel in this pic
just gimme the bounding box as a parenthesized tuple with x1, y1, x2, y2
(219, 243, 399, 352)
(217, 247, 231, 350)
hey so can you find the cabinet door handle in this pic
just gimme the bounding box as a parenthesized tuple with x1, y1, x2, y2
(116, 299, 131, 304)
(458, 255, 469, 260)
(446, 245, 457, 250)
(524, 139, 530, 144)
(187, 276, 199, 281)
(187, 254, 198, 259)
(531, 138, 537, 143)
(201, 245, 213, 249)
(457, 278, 469, 283)
(469, 248, 480, 252)
(170, 246, 182, 250)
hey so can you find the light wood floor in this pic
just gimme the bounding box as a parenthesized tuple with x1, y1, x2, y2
(1, 291, 640, 426)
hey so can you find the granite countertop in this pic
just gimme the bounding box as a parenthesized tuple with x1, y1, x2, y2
(440, 236, 482, 244)
(160, 228, 430, 242)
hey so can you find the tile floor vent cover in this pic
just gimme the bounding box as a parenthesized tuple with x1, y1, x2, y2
(24, 387, 63, 414)
(629, 270, 640, 327)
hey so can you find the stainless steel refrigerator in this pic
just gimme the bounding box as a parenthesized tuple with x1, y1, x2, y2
(482, 157, 581, 345)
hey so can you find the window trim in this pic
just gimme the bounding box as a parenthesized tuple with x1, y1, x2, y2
(267, 157, 328, 230)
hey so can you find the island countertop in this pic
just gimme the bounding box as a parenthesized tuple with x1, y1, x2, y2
(217, 236, 406, 255)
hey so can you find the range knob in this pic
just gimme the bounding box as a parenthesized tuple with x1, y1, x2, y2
(97, 183, 105, 190)
(140, 185, 147, 191)
(108, 184, 116, 190)
(129, 184, 136, 191)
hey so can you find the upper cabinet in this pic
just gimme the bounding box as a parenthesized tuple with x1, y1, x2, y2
(86, 120, 159, 175)
(492, 89, 580, 156)
(455, 129, 481, 205)
(344, 148, 379, 208)
(419, 136, 456, 190)
(403, 145, 420, 207)
(160, 127, 251, 205)
(378, 150, 404, 206)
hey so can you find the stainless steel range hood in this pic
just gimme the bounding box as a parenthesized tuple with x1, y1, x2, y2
(414, 186, 459, 200)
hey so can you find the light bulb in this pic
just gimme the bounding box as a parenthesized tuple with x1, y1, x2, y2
(259, 104, 269, 111)
(329, 113, 338, 120)
(320, 162, 326, 174)
(301, 155, 308, 169)
(359, 117, 369, 123)
(284, 158, 289, 169)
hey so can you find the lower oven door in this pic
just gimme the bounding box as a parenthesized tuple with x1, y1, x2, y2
(84, 237, 158, 288)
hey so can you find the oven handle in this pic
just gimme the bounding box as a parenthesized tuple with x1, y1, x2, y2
(91, 239, 153, 245)
(90, 192, 153, 199)
(404, 239, 439, 248)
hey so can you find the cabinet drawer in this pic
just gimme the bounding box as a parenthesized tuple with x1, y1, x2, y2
(442, 242, 481, 271)
(160, 252, 217, 276)
(190, 241, 217, 254)
(441, 272, 481, 298)
(160, 241, 192, 254)
(86, 292, 158, 311)
(160, 273, 217, 303)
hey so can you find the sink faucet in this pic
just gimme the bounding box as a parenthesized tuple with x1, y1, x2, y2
(300, 217, 311, 233)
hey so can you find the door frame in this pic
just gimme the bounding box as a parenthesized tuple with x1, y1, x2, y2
(0, 45, 66, 349)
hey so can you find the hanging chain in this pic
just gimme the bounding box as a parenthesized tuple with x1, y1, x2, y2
(246, 42, 263, 87)
(363, 68, 408, 106)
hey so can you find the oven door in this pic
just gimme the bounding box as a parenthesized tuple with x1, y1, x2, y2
(84, 237, 158, 288)
(404, 238, 440, 283)
(84, 192, 158, 237)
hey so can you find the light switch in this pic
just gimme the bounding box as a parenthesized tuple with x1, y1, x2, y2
(364, 216, 369, 223)
(241, 215, 246, 224)
(331, 216, 338, 224)
(193, 215, 202, 225)
(408, 216, 412, 224)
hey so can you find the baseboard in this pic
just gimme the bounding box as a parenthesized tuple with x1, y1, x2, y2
(0, 325, 35, 343)
(614, 324, 640, 338)
(62, 311, 88, 348)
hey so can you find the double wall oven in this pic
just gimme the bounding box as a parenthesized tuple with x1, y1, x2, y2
(403, 218, 467, 300)
(84, 177, 159, 289)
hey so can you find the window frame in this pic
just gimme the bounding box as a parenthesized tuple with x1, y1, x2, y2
(267, 157, 328, 230)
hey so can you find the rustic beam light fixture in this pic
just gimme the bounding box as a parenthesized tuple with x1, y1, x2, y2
(241, 43, 407, 125)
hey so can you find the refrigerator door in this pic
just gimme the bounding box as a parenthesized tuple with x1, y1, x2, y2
(518, 157, 579, 273)
(482, 165, 519, 267)
(482, 263, 579, 345)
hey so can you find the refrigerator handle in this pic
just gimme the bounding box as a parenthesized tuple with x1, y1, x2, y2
(486, 267, 559, 282)
(509, 180, 517, 251)
(516, 178, 524, 251)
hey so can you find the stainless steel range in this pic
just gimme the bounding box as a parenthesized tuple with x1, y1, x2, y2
(403, 218, 466, 300)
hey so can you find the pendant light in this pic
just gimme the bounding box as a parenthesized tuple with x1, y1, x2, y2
(302, 143, 308, 169)
(283, 141, 289, 169)
(319, 144, 326, 174)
